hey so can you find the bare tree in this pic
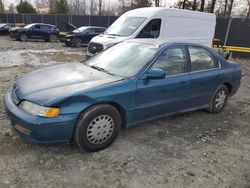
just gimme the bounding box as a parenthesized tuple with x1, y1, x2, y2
(155, 0, 160, 7)
(49, 0, 56, 11)
(90, 0, 98, 15)
(98, 0, 103, 15)
(200, 0, 205, 11)
(227, 0, 234, 17)
(192, 0, 197, 10)
(0, 0, 4, 13)
(223, 0, 228, 17)
(247, 0, 250, 18)
(210, 0, 216, 13)
(182, 0, 187, 9)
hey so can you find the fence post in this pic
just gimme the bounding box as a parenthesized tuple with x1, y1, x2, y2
(55, 14, 57, 27)
(108, 16, 110, 27)
(6, 14, 8, 23)
(14, 14, 16, 23)
(89, 15, 90, 26)
(224, 18, 232, 46)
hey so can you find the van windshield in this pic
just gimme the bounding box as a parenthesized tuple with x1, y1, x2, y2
(85, 42, 158, 77)
(106, 17, 147, 37)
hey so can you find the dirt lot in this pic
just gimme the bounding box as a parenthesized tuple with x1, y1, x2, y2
(0, 36, 249, 188)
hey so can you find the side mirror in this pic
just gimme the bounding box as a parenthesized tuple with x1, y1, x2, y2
(144, 68, 166, 79)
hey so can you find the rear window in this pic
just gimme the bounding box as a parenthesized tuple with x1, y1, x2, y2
(95, 28, 105, 33)
(188, 46, 219, 71)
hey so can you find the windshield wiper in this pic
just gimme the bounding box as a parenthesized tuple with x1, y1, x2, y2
(90, 65, 115, 76)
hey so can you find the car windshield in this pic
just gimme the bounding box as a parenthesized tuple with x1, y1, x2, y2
(24, 24, 36, 29)
(106, 17, 147, 37)
(73, 26, 88, 33)
(85, 42, 158, 77)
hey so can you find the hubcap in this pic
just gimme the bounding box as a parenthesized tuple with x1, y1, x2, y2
(215, 90, 227, 109)
(86, 115, 114, 144)
(21, 35, 27, 41)
(50, 35, 57, 42)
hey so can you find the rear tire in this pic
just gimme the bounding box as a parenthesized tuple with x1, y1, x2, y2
(72, 38, 82, 47)
(19, 33, 27, 42)
(74, 104, 121, 152)
(49, 34, 58, 42)
(207, 85, 229, 113)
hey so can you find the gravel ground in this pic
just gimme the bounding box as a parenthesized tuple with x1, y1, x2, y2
(0, 36, 249, 188)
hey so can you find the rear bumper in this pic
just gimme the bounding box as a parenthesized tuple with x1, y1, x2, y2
(4, 89, 78, 144)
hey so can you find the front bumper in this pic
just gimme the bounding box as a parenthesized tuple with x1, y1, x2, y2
(9, 32, 19, 39)
(4, 89, 79, 144)
(59, 37, 71, 44)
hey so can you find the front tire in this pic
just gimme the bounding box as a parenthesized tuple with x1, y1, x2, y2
(19, 33, 27, 41)
(207, 85, 229, 113)
(74, 104, 121, 152)
(72, 38, 82, 47)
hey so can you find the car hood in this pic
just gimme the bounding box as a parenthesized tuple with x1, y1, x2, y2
(10, 27, 25, 32)
(14, 63, 123, 105)
(91, 34, 129, 49)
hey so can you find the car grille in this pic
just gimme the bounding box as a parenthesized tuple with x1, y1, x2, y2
(88, 42, 103, 54)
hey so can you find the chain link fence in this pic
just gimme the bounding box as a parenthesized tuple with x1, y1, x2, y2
(1, 14, 250, 57)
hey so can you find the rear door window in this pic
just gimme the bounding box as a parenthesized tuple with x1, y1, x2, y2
(188, 46, 219, 72)
(33, 25, 41, 29)
(40, 25, 51, 30)
(137, 19, 161, 38)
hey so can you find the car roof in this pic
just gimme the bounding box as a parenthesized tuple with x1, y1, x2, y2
(31, 23, 56, 27)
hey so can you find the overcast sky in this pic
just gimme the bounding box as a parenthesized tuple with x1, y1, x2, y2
(3, 0, 179, 8)
(2, 0, 247, 16)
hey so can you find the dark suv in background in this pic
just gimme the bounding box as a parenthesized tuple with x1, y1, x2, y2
(60, 26, 106, 47)
(0, 23, 12, 35)
(10, 23, 59, 42)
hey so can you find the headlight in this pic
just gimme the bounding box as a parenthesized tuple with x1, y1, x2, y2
(19, 101, 60, 118)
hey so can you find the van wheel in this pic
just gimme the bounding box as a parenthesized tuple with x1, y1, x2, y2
(72, 38, 82, 47)
(207, 85, 229, 113)
(19, 33, 27, 41)
(49, 34, 57, 42)
(74, 104, 121, 152)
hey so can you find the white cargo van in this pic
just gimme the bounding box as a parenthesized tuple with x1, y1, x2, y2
(87, 7, 216, 57)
